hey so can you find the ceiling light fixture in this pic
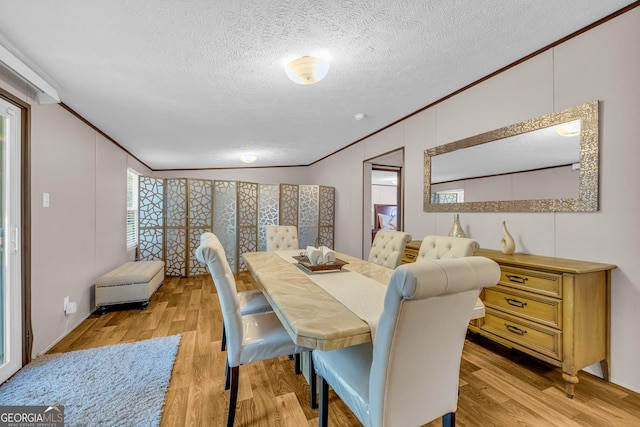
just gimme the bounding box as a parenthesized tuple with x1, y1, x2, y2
(354, 113, 365, 120)
(285, 56, 329, 85)
(239, 153, 257, 163)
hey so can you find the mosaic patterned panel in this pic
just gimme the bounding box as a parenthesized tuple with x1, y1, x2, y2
(279, 184, 299, 227)
(237, 182, 258, 227)
(138, 177, 333, 275)
(139, 228, 163, 261)
(139, 177, 164, 228)
(258, 184, 279, 251)
(299, 185, 319, 249)
(189, 179, 213, 228)
(215, 226, 238, 274)
(166, 179, 187, 227)
(318, 186, 335, 248)
(318, 227, 334, 250)
(187, 179, 213, 276)
(214, 181, 238, 273)
(139, 177, 164, 262)
(237, 182, 258, 271)
(189, 227, 210, 276)
(165, 228, 186, 277)
(237, 226, 257, 272)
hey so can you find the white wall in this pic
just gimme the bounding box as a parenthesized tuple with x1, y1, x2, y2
(309, 9, 640, 393)
(29, 105, 152, 356)
(0, 70, 152, 357)
(372, 185, 397, 205)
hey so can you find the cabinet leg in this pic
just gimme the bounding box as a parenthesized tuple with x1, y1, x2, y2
(600, 359, 610, 382)
(562, 372, 579, 398)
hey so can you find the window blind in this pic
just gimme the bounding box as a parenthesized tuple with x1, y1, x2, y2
(127, 169, 139, 250)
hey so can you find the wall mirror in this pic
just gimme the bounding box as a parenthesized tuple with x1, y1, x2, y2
(423, 100, 599, 212)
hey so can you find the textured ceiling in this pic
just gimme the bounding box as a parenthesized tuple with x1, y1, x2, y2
(0, 1, 634, 170)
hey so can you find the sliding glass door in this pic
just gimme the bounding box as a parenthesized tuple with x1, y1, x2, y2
(0, 97, 22, 383)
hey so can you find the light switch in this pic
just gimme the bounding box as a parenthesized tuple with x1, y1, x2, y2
(43, 192, 50, 208)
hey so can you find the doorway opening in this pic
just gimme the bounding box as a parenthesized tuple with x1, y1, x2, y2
(362, 148, 404, 258)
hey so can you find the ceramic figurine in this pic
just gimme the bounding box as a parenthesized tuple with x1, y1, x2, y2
(500, 221, 516, 254)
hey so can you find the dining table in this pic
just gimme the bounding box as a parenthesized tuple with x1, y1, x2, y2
(243, 249, 486, 351)
(242, 249, 394, 351)
(243, 248, 487, 408)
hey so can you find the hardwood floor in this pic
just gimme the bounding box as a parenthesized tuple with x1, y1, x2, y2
(49, 273, 640, 426)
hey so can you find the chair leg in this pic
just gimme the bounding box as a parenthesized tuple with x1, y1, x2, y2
(442, 412, 455, 427)
(227, 366, 239, 427)
(224, 359, 231, 390)
(319, 376, 329, 427)
(221, 321, 227, 351)
(294, 353, 301, 374)
(309, 352, 317, 409)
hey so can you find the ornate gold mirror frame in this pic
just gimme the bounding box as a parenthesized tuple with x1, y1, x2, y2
(423, 100, 599, 212)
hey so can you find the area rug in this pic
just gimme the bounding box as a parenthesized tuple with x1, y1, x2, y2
(0, 334, 181, 427)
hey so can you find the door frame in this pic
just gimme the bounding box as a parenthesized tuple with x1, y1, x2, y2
(1, 87, 32, 374)
(362, 147, 405, 258)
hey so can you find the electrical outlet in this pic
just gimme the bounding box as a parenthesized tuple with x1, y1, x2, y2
(64, 296, 69, 313)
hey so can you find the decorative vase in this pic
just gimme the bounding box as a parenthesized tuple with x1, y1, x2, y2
(448, 214, 466, 238)
(500, 221, 516, 254)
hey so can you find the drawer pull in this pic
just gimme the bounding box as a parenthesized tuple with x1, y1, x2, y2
(504, 323, 527, 335)
(406, 253, 416, 259)
(505, 297, 527, 308)
(506, 274, 529, 284)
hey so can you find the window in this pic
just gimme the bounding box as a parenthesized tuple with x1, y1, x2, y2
(431, 189, 464, 204)
(127, 168, 140, 250)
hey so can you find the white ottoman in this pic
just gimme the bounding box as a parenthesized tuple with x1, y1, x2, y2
(95, 261, 164, 314)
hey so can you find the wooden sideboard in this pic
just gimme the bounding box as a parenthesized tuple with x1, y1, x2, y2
(401, 240, 422, 264)
(470, 249, 616, 398)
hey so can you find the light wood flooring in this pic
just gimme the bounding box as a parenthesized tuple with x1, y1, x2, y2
(49, 273, 640, 426)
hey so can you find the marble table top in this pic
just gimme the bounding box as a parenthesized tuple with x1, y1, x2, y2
(242, 250, 393, 351)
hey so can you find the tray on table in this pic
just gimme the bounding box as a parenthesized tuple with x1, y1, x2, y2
(292, 255, 349, 273)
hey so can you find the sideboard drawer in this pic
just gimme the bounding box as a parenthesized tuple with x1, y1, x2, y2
(484, 286, 562, 329)
(499, 265, 562, 297)
(402, 250, 418, 264)
(401, 240, 422, 264)
(481, 308, 562, 361)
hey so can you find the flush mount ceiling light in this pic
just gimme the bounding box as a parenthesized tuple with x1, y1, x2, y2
(285, 56, 329, 85)
(239, 153, 257, 163)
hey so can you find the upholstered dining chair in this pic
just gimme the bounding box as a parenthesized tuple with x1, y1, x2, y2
(197, 232, 272, 351)
(415, 235, 485, 319)
(416, 235, 480, 261)
(368, 230, 412, 269)
(264, 225, 303, 373)
(266, 225, 300, 251)
(312, 257, 500, 427)
(196, 234, 310, 427)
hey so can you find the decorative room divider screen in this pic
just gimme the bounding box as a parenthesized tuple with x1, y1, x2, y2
(138, 178, 335, 277)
